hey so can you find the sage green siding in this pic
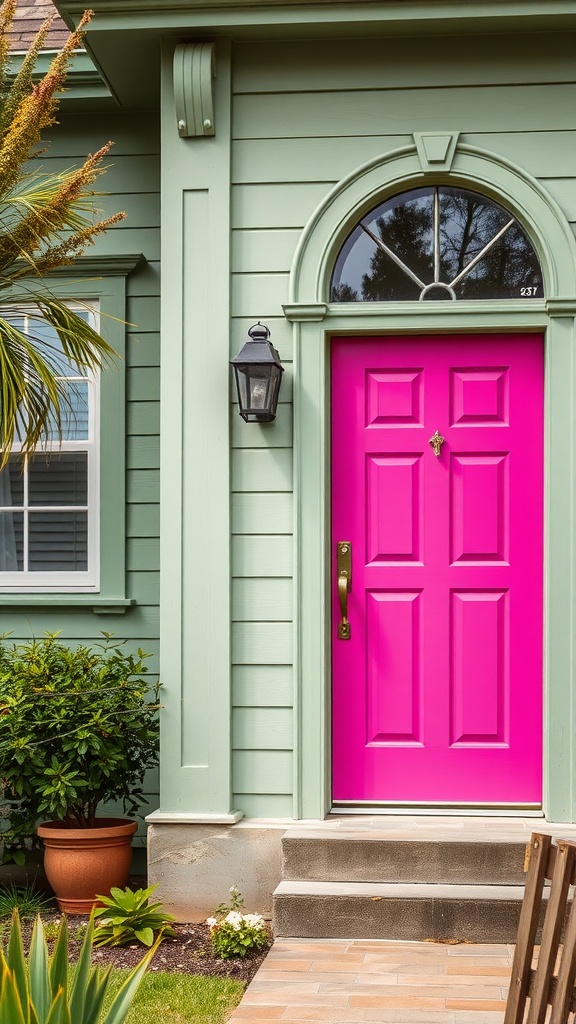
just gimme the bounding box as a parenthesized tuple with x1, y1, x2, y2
(9, 21, 573, 827)
(229, 30, 576, 815)
(2, 111, 161, 840)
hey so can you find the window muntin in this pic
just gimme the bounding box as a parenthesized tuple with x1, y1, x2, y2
(0, 306, 99, 591)
(331, 186, 543, 302)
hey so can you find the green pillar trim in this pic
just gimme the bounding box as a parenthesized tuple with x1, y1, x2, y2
(544, 310, 576, 821)
(288, 142, 576, 822)
(159, 39, 238, 818)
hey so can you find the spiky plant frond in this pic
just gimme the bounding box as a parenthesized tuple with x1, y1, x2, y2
(0, 910, 158, 1024)
(0, 10, 53, 136)
(0, 0, 17, 99)
(0, 3, 126, 467)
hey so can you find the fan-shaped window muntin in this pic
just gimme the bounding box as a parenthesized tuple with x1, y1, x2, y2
(330, 186, 543, 303)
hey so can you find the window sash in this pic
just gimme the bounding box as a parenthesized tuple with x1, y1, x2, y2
(0, 304, 100, 591)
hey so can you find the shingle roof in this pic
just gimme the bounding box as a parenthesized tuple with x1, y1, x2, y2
(7, 1, 69, 51)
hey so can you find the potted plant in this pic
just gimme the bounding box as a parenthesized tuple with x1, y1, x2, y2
(0, 632, 160, 913)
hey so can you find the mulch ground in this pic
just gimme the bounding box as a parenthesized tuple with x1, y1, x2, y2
(19, 914, 271, 985)
(90, 920, 271, 983)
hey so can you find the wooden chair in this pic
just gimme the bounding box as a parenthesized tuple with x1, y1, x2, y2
(505, 832, 576, 1024)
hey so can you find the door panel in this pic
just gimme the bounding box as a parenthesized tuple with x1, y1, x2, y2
(331, 334, 543, 805)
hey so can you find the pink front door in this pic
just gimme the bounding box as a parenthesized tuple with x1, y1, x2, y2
(331, 334, 543, 805)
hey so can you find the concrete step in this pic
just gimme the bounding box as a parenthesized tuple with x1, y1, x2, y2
(281, 829, 526, 885)
(273, 879, 531, 942)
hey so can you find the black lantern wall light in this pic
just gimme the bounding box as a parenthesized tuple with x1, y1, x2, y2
(230, 323, 284, 422)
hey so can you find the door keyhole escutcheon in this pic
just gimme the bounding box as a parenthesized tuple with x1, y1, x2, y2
(428, 429, 445, 457)
(337, 541, 352, 639)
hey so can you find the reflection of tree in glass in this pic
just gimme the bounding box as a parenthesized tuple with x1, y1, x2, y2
(438, 192, 504, 280)
(439, 191, 541, 298)
(458, 227, 541, 298)
(330, 186, 542, 302)
(331, 282, 359, 301)
(361, 201, 433, 301)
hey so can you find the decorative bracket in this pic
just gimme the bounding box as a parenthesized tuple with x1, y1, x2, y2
(414, 132, 459, 172)
(282, 302, 328, 322)
(174, 42, 216, 138)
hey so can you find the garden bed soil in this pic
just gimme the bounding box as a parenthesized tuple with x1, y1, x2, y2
(18, 915, 271, 985)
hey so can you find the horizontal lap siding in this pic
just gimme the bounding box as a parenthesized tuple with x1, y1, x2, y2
(2, 113, 161, 839)
(230, 32, 576, 814)
(230, 108, 295, 807)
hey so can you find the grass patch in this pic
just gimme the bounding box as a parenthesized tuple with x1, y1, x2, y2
(105, 969, 245, 1024)
(0, 884, 53, 919)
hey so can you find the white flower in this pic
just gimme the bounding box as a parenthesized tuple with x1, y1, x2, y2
(243, 913, 265, 929)
(225, 911, 243, 929)
(229, 885, 239, 894)
(206, 917, 218, 928)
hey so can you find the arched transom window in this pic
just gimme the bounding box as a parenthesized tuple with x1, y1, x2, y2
(330, 186, 543, 302)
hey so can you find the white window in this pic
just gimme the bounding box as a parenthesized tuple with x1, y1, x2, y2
(0, 306, 100, 592)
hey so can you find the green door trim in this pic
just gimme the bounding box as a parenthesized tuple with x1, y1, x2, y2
(285, 140, 576, 821)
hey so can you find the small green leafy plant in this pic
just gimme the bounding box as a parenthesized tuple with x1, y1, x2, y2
(0, 908, 158, 1024)
(93, 884, 177, 947)
(0, 631, 160, 862)
(206, 886, 269, 960)
(42, 920, 60, 941)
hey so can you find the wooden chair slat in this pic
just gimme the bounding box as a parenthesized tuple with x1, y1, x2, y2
(504, 833, 552, 1024)
(530, 969, 576, 1017)
(549, 867, 576, 1024)
(527, 840, 576, 1024)
(543, 841, 576, 886)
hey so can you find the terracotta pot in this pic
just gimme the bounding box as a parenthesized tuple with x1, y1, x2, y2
(37, 817, 138, 914)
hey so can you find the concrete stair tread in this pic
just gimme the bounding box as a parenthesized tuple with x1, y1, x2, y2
(274, 879, 526, 900)
(282, 828, 527, 844)
(280, 816, 576, 842)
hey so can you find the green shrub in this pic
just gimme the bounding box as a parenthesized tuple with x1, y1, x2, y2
(0, 632, 160, 862)
(0, 908, 157, 1024)
(94, 884, 176, 947)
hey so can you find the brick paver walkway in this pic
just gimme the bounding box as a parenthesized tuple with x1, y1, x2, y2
(229, 938, 513, 1023)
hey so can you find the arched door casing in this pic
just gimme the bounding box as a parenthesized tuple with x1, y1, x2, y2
(284, 142, 576, 821)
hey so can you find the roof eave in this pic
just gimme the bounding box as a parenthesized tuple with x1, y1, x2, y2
(8, 49, 115, 106)
(54, 0, 576, 38)
(52, 0, 576, 111)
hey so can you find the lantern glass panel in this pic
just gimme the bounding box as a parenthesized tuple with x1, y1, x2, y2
(249, 367, 272, 411)
(235, 366, 249, 411)
(269, 369, 282, 410)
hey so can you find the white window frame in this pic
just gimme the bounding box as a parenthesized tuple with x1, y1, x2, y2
(0, 303, 100, 593)
(0, 257, 142, 615)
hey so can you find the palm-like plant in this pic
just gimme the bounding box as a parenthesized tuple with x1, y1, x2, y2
(1, 909, 158, 1024)
(0, 0, 125, 467)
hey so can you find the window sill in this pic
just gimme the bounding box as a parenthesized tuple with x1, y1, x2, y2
(0, 596, 135, 615)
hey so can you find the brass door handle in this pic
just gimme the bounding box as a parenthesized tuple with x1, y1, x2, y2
(337, 542, 352, 639)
